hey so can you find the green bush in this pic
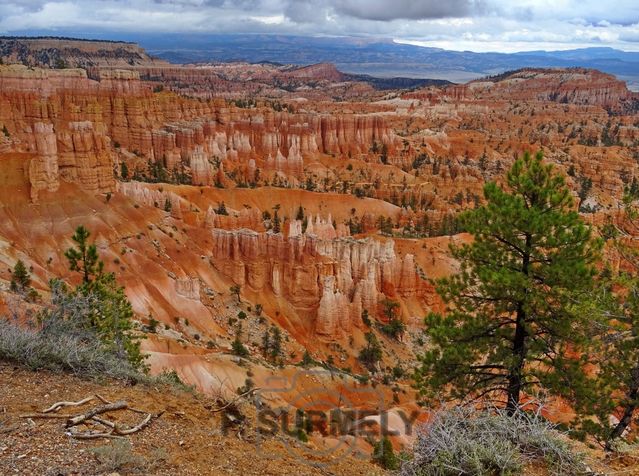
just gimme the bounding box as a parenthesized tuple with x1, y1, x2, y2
(373, 436, 399, 470)
(232, 338, 249, 357)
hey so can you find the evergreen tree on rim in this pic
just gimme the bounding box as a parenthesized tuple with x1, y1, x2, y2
(414, 151, 601, 413)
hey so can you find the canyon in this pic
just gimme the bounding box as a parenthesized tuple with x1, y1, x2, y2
(0, 37, 638, 473)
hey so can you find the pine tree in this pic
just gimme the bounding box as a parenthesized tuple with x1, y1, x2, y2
(576, 195, 639, 449)
(380, 143, 388, 165)
(272, 210, 281, 234)
(415, 152, 601, 413)
(301, 350, 314, 366)
(229, 284, 241, 303)
(64, 226, 103, 283)
(63, 226, 144, 369)
(261, 329, 271, 357)
(372, 436, 399, 470)
(270, 327, 282, 360)
(380, 299, 405, 339)
(120, 161, 129, 180)
(359, 331, 382, 371)
(296, 205, 304, 221)
(10, 259, 31, 293)
(572, 275, 639, 449)
(232, 323, 249, 357)
(216, 201, 228, 215)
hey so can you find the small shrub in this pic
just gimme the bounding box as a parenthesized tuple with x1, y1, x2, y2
(232, 338, 249, 357)
(380, 318, 405, 339)
(296, 428, 309, 443)
(154, 369, 194, 392)
(0, 315, 142, 381)
(401, 406, 587, 476)
(147, 317, 159, 333)
(91, 440, 146, 473)
(373, 436, 399, 470)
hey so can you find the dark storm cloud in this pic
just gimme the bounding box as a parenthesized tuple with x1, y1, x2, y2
(333, 0, 482, 21)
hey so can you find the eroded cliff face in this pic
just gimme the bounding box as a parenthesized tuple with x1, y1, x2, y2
(0, 64, 398, 198)
(461, 68, 636, 109)
(208, 215, 430, 339)
(0, 37, 168, 70)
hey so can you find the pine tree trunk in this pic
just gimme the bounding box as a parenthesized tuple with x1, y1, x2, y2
(506, 234, 532, 415)
(506, 307, 528, 415)
(606, 365, 639, 450)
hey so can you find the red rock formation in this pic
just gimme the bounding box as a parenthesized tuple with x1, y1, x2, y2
(208, 220, 429, 339)
(57, 121, 115, 193)
(29, 123, 59, 202)
(282, 63, 347, 82)
(117, 181, 184, 219)
(466, 68, 635, 109)
(0, 64, 398, 200)
(204, 205, 264, 231)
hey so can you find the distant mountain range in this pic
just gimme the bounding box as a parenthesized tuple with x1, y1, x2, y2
(9, 32, 639, 90)
(131, 34, 639, 89)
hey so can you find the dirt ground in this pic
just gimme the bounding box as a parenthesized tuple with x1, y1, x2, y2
(0, 364, 386, 476)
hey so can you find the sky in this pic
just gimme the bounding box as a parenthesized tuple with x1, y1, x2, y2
(1, 0, 639, 53)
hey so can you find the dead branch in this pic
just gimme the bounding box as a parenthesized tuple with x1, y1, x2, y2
(66, 429, 125, 440)
(42, 396, 95, 414)
(28, 395, 160, 439)
(93, 394, 149, 414)
(66, 401, 128, 428)
(210, 387, 259, 413)
(100, 411, 163, 436)
(94, 394, 110, 404)
(20, 413, 71, 419)
(114, 413, 153, 435)
(91, 416, 117, 429)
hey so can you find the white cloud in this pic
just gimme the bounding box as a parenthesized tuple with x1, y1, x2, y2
(0, 0, 638, 52)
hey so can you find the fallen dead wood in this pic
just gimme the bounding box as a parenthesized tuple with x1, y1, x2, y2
(114, 413, 153, 435)
(20, 413, 71, 419)
(94, 394, 149, 414)
(66, 401, 128, 427)
(24, 395, 162, 440)
(90, 416, 117, 428)
(42, 396, 95, 414)
(210, 387, 259, 413)
(92, 411, 164, 434)
(66, 429, 125, 440)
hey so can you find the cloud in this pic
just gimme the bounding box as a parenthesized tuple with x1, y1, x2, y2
(0, 0, 638, 52)
(333, 0, 483, 21)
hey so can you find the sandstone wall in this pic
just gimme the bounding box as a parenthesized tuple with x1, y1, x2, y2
(208, 219, 429, 339)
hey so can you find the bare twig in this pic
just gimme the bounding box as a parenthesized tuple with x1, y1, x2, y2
(66, 429, 125, 440)
(114, 413, 153, 435)
(20, 413, 71, 419)
(93, 394, 150, 414)
(66, 401, 128, 428)
(42, 396, 95, 414)
(91, 416, 117, 429)
(210, 387, 260, 413)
